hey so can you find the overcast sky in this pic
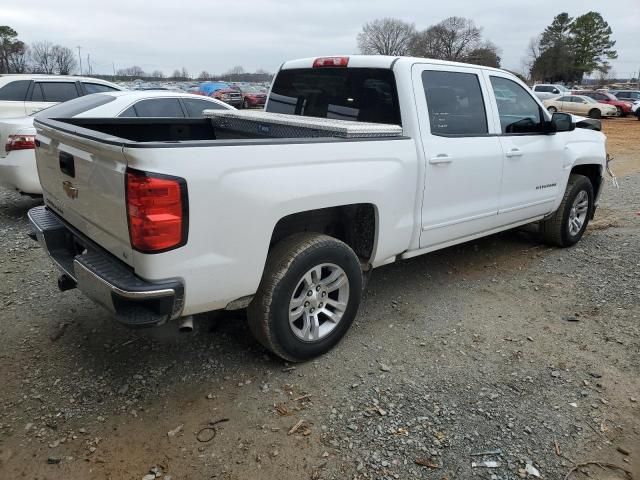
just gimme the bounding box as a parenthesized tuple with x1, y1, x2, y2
(2, 0, 639, 77)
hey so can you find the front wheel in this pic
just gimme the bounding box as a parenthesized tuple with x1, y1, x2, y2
(248, 233, 363, 362)
(588, 108, 602, 119)
(540, 174, 594, 247)
(547, 106, 558, 113)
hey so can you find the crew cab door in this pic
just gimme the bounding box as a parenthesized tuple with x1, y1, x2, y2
(484, 72, 566, 220)
(413, 64, 504, 249)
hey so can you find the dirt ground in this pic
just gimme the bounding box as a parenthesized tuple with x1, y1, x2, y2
(0, 118, 638, 480)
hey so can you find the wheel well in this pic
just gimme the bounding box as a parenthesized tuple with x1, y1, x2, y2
(270, 204, 377, 264)
(571, 164, 602, 199)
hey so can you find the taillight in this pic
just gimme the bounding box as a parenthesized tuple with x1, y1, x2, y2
(313, 56, 349, 68)
(126, 169, 188, 253)
(6, 134, 36, 152)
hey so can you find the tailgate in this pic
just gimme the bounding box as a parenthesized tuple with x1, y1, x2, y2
(34, 119, 133, 266)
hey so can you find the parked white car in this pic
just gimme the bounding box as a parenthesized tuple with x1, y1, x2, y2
(531, 83, 571, 100)
(0, 91, 233, 195)
(0, 75, 122, 118)
(30, 55, 608, 361)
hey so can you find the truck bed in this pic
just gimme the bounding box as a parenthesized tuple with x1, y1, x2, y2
(37, 111, 404, 146)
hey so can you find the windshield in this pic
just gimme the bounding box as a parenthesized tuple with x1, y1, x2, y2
(582, 96, 598, 104)
(267, 67, 401, 125)
(557, 85, 570, 92)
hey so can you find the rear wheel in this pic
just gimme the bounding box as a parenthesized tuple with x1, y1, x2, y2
(588, 108, 602, 119)
(547, 106, 558, 113)
(248, 233, 363, 362)
(540, 174, 594, 247)
(243, 99, 250, 109)
(615, 106, 623, 117)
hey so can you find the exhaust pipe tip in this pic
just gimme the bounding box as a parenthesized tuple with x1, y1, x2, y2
(178, 316, 194, 333)
(57, 274, 77, 292)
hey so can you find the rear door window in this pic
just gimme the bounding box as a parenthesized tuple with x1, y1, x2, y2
(422, 70, 488, 136)
(38, 82, 81, 102)
(0, 80, 31, 101)
(124, 98, 185, 117)
(182, 98, 226, 117)
(267, 67, 401, 125)
(82, 82, 120, 94)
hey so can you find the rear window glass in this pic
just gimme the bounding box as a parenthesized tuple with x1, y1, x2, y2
(83, 82, 120, 94)
(38, 82, 80, 102)
(267, 67, 401, 125)
(34, 93, 116, 118)
(0, 80, 31, 101)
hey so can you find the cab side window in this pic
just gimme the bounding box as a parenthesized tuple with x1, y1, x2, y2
(490, 76, 544, 134)
(422, 70, 488, 136)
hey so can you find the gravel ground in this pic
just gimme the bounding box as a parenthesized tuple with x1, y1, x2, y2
(0, 124, 638, 480)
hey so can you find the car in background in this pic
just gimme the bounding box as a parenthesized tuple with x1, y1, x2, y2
(543, 95, 617, 119)
(611, 90, 640, 114)
(239, 85, 267, 109)
(0, 74, 123, 118)
(211, 87, 243, 108)
(573, 90, 633, 117)
(531, 83, 570, 100)
(0, 91, 232, 196)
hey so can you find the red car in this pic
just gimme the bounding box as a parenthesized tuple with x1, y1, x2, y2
(239, 85, 267, 109)
(573, 90, 633, 117)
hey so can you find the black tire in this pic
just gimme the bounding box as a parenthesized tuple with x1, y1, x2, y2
(615, 106, 623, 117)
(547, 106, 558, 113)
(540, 174, 594, 247)
(248, 233, 363, 362)
(588, 108, 601, 119)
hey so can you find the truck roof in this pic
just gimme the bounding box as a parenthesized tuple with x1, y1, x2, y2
(280, 55, 507, 74)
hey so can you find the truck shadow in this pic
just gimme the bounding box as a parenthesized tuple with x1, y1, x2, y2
(52, 226, 544, 382)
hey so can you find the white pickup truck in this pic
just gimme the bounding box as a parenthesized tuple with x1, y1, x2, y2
(29, 56, 608, 361)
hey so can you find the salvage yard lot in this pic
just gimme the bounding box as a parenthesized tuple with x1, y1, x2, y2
(0, 118, 638, 480)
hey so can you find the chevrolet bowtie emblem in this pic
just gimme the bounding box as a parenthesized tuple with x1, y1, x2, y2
(62, 180, 78, 200)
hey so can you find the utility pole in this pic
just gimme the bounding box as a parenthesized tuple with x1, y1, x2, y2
(77, 46, 82, 75)
(86, 54, 91, 76)
(112, 62, 116, 81)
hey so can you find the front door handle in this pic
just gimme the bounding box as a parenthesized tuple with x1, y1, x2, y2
(429, 154, 453, 165)
(505, 148, 524, 158)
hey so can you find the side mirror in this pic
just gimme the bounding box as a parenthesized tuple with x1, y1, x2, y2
(552, 89, 559, 94)
(549, 112, 575, 133)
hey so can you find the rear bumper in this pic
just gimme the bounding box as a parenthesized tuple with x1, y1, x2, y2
(28, 205, 184, 327)
(0, 149, 42, 195)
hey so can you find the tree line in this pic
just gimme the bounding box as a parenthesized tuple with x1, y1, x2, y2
(357, 17, 501, 68)
(0, 27, 77, 74)
(358, 11, 618, 84)
(526, 12, 617, 84)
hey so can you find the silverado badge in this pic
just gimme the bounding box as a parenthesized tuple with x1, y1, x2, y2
(62, 181, 78, 200)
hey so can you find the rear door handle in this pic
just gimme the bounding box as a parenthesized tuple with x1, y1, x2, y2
(429, 154, 453, 165)
(505, 148, 524, 158)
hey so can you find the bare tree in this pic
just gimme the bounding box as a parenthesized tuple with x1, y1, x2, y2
(197, 70, 211, 80)
(357, 18, 416, 56)
(151, 70, 164, 79)
(226, 65, 245, 75)
(51, 45, 76, 75)
(410, 17, 482, 61)
(117, 65, 146, 77)
(31, 41, 55, 73)
(7, 40, 28, 73)
(180, 67, 189, 79)
(466, 41, 501, 68)
(171, 69, 181, 79)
